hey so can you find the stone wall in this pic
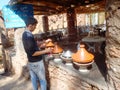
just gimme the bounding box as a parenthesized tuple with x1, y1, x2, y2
(45, 60, 108, 90)
(106, 0, 120, 90)
(49, 65, 96, 90)
(12, 28, 28, 77)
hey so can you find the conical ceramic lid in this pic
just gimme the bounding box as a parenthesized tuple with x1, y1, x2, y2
(72, 44, 94, 64)
(62, 50, 72, 58)
(53, 42, 63, 54)
(46, 41, 54, 47)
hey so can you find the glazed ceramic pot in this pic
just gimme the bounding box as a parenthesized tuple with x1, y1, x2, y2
(46, 41, 54, 47)
(53, 42, 63, 54)
(45, 41, 54, 59)
(72, 44, 94, 64)
(61, 50, 72, 58)
(60, 50, 73, 64)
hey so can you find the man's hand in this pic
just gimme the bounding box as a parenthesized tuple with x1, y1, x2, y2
(45, 47, 53, 53)
(45, 38, 52, 43)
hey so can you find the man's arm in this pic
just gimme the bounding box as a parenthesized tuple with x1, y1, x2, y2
(32, 48, 52, 56)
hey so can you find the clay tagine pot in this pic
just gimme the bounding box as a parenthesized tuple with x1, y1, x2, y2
(45, 41, 54, 59)
(53, 42, 63, 54)
(61, 50, 73, 60)
(72, 44, 94, 64)
(60, 50, 73, 65)
(46, 41, 54, 47)
(61, 50, 73, 58)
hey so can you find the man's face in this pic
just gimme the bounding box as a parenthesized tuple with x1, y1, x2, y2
(30, 24, 37, 32)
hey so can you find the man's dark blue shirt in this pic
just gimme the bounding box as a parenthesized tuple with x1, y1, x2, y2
(22, 30, 42, 62)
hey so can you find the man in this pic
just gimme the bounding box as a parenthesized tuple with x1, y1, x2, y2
(22, 17, 52, 90)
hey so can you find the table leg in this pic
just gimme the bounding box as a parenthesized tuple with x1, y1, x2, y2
(85, 42, 95, 53)
(95, 42, 103, 54)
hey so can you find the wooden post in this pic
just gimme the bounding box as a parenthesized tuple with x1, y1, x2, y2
(42, 15, 49, 32)
(67, 8, 77, 41)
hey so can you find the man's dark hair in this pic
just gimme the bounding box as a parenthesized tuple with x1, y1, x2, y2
(25, 17, 38, 26)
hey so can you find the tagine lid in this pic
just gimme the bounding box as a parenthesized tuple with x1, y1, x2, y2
(72, 44, 94, 64)
(53, 42, 63, 54)
(61, 50, 72, 58)
(46, 41, 54, 47)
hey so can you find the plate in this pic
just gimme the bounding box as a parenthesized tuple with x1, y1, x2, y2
(54, 58, 61, 62)
(73, 60, 94, 66)
(60, 55, 72, 63)
(60, 55, 72, 59)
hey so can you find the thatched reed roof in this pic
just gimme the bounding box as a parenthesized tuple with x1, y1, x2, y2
(17, 0, 105, 15)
